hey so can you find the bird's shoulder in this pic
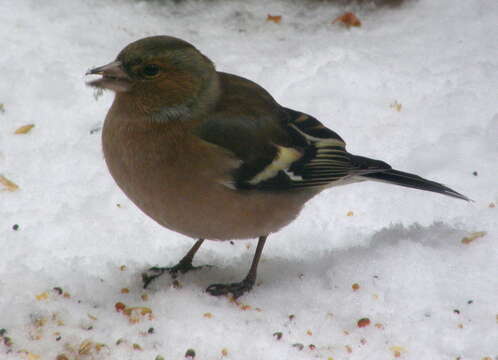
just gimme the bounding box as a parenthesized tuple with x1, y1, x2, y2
(215, 72, 281, 115)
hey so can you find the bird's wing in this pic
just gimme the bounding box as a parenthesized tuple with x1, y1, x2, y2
(197, 105, 391, 191)
(247, 108, 392, 190)
(196, 72, 390, 191)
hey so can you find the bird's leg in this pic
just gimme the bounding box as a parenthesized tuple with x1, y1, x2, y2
(206, 235, 267, 299)
(142, 238, 205, 288)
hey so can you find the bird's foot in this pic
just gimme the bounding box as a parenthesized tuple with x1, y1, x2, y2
(142, 262, 210, 289)
(206, 277, 255, 299)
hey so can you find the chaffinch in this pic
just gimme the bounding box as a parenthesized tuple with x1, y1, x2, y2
(87, 36, 468, 298)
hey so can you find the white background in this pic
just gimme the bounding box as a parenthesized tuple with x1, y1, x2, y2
(1, 0, 497, 359)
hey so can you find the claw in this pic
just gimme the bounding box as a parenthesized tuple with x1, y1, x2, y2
(142, 263, 211, 289)
(206, 278, 255, 298)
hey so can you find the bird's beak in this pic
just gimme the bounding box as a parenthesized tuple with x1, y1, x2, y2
(86, 61, 132, 92)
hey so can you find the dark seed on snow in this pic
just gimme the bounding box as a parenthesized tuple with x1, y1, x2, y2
(185, 349, 196, 358)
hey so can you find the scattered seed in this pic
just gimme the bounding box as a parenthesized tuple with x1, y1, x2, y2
(352, 283, 360, 291)
(333, 12, 361, 27)
(346, 211, 354, 216)
(185, 348, 196, 358)
(119, 265, 127, 271)
(53, 287, 63, 295)
(461, 231, 487, 244)
(273, 332, 283, 340)
(123, 307, 152, 317)
(115, 302, 126, 312)
(14, 124, 35, 134)
(390, 101, 402, 112)
(390, 346, 405, 357)
(357, 318, 371, 328)
(35, 292, 49, 301)
(89, 126, 102, 134)
(267, 14, 282, 24)
(79, 340, 93, 355)
(0, 175, 19, 191)
(121, 288, 130, 294)
(292, 343, 304, 351)
(133, 343, 142, 351)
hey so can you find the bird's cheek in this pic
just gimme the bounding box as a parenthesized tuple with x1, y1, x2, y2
(157, 73, 199, 102)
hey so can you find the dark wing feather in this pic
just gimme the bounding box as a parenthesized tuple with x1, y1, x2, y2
(196, 73, 389, 192)
(247, 108, 391, 190)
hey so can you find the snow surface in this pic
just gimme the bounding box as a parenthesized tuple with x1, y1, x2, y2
(1, 0, 497, 359)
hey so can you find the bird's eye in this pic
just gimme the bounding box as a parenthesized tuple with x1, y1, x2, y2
(142, 64, 160, 78)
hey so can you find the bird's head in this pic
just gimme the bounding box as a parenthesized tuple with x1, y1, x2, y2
(86, 36, 219, 117)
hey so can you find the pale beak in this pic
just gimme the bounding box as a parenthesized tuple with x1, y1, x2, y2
(86, 61, 132, 92)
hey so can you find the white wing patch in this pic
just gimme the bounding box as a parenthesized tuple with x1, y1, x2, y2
(289, 124, 346, 147)
(284, 169, 303, 181)
(248, 146, 302, 185)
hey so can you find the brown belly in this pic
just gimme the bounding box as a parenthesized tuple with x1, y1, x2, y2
(107, 161, 314, 239)
(122, 177, 312, 240)
(102, 113, 315, 240)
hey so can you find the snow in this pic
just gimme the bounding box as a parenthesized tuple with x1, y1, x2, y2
(1, 0, 497, 359)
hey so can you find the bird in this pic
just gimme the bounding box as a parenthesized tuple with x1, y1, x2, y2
(86, 35, 469, 299)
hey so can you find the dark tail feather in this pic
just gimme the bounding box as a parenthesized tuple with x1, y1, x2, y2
(360, 169, 470, 201)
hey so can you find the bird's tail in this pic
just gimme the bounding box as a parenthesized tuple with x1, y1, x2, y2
(351, 155, 470, 201)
